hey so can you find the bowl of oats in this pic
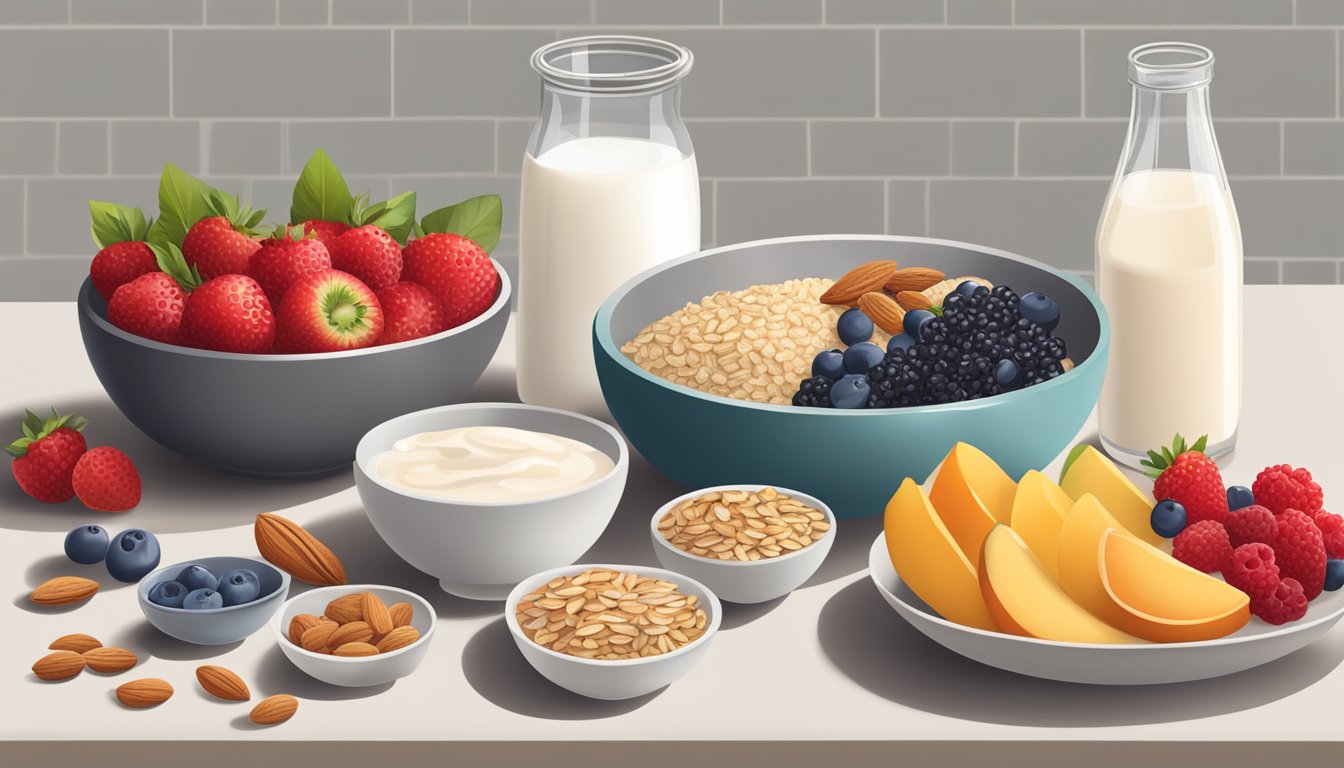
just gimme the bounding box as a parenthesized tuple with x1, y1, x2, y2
(593, 234, 1109, 519)
(650, 485, 836, 604)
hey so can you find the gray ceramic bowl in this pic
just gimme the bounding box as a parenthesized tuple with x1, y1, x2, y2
(137, 556, 290, 645)
(76, 263, 511, 480)
(594, 235, 1109, 520)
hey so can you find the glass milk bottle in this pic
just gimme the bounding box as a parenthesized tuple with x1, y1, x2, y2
(518, 36, 700, 416)
(1096, 43, 1242, 465)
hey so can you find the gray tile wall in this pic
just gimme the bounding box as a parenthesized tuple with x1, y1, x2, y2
(2, 0, 1342, 299)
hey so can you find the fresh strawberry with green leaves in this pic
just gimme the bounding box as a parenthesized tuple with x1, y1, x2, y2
(328, 221, 402, 291)
(1142, 434, 1230, 526)
(376, 282, 446, 344)
(181, 189, 268, 280)
(246, 225, 333, 303)
(289, 147, 416, 247)
(275, 269, 383, 353)
(88, 201, 157, 301)
(301, 219, 350, 245)
(402, 195, 503, 329)
(7, 408, 88, 503)
(72, 446, 141, 512)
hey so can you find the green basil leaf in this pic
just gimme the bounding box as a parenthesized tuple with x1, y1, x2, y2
(88, 200, 148, 249)
(365, 190, 416, 245)
(419, 194, 502, 253)
(148, 163, 214, 248)
(290, 148, 353, 225)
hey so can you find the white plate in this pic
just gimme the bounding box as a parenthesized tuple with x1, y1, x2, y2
(868, 533, 1344, 685)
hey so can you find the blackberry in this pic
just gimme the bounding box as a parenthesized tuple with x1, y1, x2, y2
(792, 375, 834, 408)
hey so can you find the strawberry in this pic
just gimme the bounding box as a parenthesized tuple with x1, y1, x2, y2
(376, 282, 446, 344)
(180, 274, 275, 353)
(88, 201, 157, 300)
(181, 190, 268, 280)
(6, 408, 88, 503)
(328, 224, 402, 290)
(275, 270, 383, 353)
(71, 446, 141, 512)
(401, 233, 499, 329)
(108, 272, 187, 344)
(246, 226, 332, 304)
(1142, 434, 1229, 526)
(301, 219, 351, 246)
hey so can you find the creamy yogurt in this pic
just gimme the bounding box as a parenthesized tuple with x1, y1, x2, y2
(374, 426, 614, 503)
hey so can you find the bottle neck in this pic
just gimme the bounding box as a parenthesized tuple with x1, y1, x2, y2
(1119, 82, 1228, 184)
(528, 83, 692, 160)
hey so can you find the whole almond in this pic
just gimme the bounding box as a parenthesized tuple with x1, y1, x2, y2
(49, 633, 101, 654)
(894, 290, 934, 311)
(254, 513, 346, 586)
(885, 267, 945, 294)
(116, 678, 173, 708)
(332, 642, 379, 657)
(196, 665, 250, 701)
(375, 626, 420, 654)
(30, 576, 98, 606)
(857, 291, 907, 335)
(389, 602, 413, 628)
(83, 647, 137, 674)
(32, 651, 85, 681)
(250, 694, 298, 725)
(324, 593, 363, 624)
(327, 621, 373, 650)
(288, 614, 322, 645)
(820, 260, 898, 306)
(362, 593, 393, 636)
(300, 622, 338, 653)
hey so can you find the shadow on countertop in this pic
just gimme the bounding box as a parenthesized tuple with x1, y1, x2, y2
(817, 576, 1344, 728)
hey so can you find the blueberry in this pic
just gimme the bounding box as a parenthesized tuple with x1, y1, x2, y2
(828, 375, 870, 409)
(886, 333, 915, 353)
(1019, 292, 1060, 332)
(183, 588, 224, 611)
(811, 349, 845, 381)
(1326, 560, 1344, 592)
(836, 307, 874, 346)
(176, 564, 218, 592)
(104, 528, 161, 583)
(993, 359, 1022, 390)
(1150, 499, 1188, 538)
(903, 309, 935, 340)
(64, 525, 109, 565)
(1227, 485, 1255, 511)
(217, 569, 261, 606)
(842, 342, 885, 374)
(953, 280, 981, 301)
(147, 580, 187, 609)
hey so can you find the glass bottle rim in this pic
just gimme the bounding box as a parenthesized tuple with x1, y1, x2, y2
(531, 35, 693, 95)
(1128, 42, 1214, 91)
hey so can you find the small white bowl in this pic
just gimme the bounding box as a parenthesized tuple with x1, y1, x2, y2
(354, 403, 629, 601)
(650, 485, 836, 604)
(272, 584, 436, 688)
(505, 563, 722, 700)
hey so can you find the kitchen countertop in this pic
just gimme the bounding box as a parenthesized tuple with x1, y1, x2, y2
(2, 288, 1342, 766)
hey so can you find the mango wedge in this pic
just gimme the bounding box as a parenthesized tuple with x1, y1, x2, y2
(1060, 445, 1164, 546)
(929, 442, 1018, 560)
(1008, 470, 1073, 580)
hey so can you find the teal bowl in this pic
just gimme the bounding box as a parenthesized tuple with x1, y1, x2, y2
(594, 235, 1109, 520)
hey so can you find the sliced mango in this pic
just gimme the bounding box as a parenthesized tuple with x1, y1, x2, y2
(1059, 445, 1164, 546)
(1008, 470, 1073, 580)
(929, 442, 1018, 560)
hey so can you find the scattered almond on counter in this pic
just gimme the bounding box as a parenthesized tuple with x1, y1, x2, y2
(116, 678, 173, 708)
(254, 512, 346, 586)
(196, 665, 250, 701)
(32, 651, 85, 681)
(82, 647, 137, 674)
(30, 576, 98, 606)
(249, 694, 298, 725)
(48, 633, 101, 653)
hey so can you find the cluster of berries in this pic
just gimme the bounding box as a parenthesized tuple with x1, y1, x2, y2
(7, 408, 140, 512)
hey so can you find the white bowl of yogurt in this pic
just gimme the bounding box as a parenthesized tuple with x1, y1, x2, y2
(353, 403, 629, 601)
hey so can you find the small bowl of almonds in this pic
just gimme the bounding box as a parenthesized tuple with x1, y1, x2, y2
(650, 485, 836, 604)
(505, 565, 722, 700)
(272, 584, 435, 687)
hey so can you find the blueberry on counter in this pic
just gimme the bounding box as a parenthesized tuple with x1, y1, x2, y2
(812, 349, 845, 381)
(1019, 292, 1060, 332)
(836, 308, 874, 346)
(183, 588, 224, 611)
(886, 333, 915, 353)
(829, 375, 870, 409)
(902, 309, 935, 340)
(217, 569, 261, 606)
(1151, 499, 1187, 538)
(105, 528, 161, 583)
(64, 524, 109, 565)
(176, 564, 218, 592)
(1326, 560, 1344, 592)
(842, 342, 885, 374)
(1226, 485, 1254, 511)
(147, 580, 187, 609)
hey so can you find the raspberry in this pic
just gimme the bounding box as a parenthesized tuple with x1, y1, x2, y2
(1172, 520, 1232, 574)
(1314, 511, 1344, 559)
(1250, 577, 1308, 625)
(1252, 464, 1324, 516)
(1273, 509, 1327, 600)
(1223, 543, 1280, 600)
(1225, 504, 1278, 548)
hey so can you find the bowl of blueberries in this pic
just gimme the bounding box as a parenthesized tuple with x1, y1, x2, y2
(137, 556, 290, 645)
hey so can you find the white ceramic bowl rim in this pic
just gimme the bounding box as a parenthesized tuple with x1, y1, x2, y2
(868, 533, 1344, 651)
(139, 556, 288, 615)
(274, 584, 438, 663)
(650, 484, 837, 568)
(505, 562, 723, 668)
(354, 402, 630, 508)
(593, 234, 1111, 416)
(79, 258, 512, 361)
